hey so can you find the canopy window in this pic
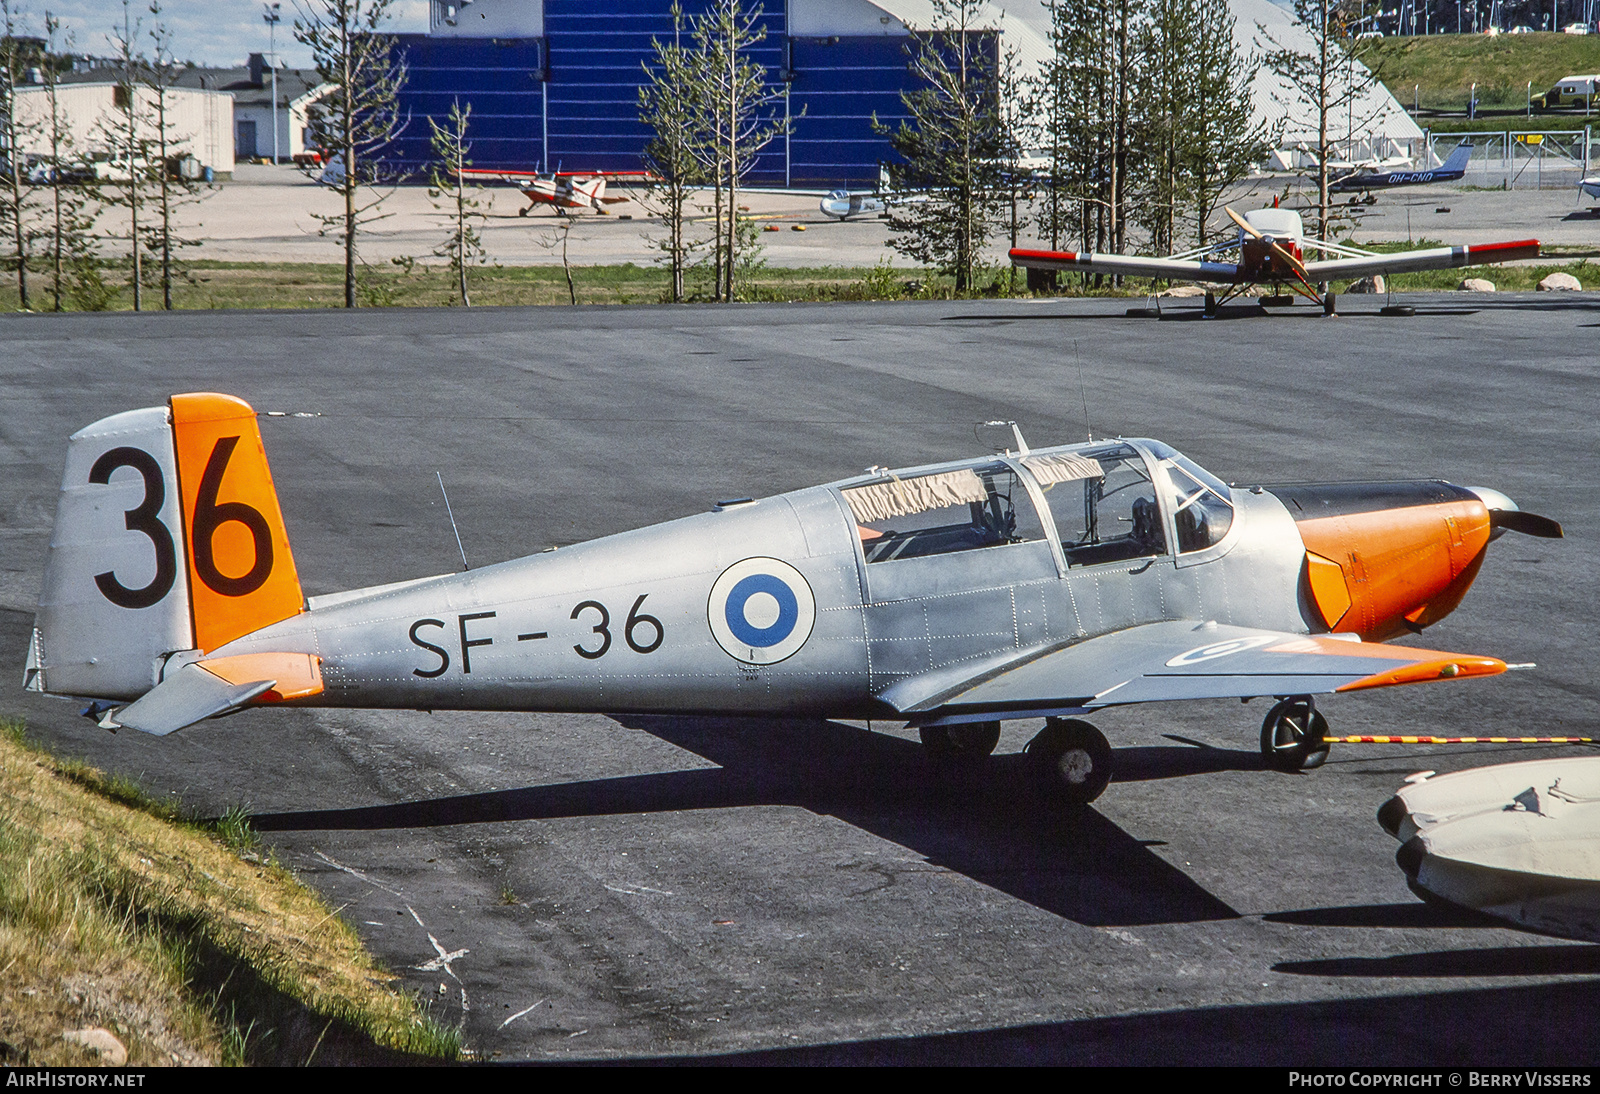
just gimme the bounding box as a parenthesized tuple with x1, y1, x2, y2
(848, 464, 1046, 564)
(1035, 444, 1167, 567)
(1161, 455, 1235, 553)
(1020, 452, 1104, 487)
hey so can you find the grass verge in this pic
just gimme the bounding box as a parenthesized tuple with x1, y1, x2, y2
(0, 717, 461, 1066)
(0, 253, 1590, 315)
(1368, 32, 1600, 112)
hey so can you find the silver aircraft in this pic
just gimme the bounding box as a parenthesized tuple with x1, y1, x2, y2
(25, 394, 1561, 805)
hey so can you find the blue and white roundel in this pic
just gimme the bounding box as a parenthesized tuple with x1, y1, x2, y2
(707, 557, 816, 665)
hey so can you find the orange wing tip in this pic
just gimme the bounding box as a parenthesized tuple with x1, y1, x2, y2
(198, 652, 323, 702)
(1336, 655, 1505, 692)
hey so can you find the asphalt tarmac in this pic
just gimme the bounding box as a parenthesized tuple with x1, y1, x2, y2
(1, 292, 1597, 1064)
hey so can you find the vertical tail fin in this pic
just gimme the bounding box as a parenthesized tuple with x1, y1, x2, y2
(1440, 143, 1472, 173)
(31, 393, 303, 700)
(169, 393, 303, 653)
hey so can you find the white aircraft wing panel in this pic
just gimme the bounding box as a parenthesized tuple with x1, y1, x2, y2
(1010, 247, 1238, 283)
(1306, 240, 1539, 282)
(907, 621, 1506, 726)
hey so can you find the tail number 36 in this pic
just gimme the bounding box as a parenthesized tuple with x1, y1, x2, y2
(92, 437, 273, 608)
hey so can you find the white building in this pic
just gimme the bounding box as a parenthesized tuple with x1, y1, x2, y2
(13, 81, 234, 174)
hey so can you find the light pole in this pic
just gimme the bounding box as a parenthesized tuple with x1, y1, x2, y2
(263, 3, 280, 164)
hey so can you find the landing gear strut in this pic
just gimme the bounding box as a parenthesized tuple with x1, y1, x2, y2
(1026, 717, 1112, 804)
(919, 721, 1001, 763)
(1260, 696, 1330, 772)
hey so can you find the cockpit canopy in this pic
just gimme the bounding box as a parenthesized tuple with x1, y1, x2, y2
(840, 440, 1234, 567)
(1241, 208, 1304, 241)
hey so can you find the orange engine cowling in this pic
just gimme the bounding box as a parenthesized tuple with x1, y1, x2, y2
(1266, 482, 1493, 642)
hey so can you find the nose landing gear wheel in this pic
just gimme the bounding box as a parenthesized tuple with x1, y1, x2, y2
(920, 721, 1002, 762)
(1026, 718, 1112, 805)
(1260, 696, 1330, 771)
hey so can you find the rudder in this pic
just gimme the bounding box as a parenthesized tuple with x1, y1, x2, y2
(29, 393, 304, 701)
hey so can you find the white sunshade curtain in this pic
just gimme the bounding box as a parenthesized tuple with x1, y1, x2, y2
(843, 469, 988, 523)
(1020, 453, 1104, 486)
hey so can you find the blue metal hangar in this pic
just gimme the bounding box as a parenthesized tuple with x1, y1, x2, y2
(389, 0, 1044, 187)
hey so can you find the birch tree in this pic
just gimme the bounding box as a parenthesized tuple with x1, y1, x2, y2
(639, 2, 708, 303)
(295, 0, 407, 307)
(141, 0, 204, 309)
(426, 99, 484, 306)
(39, 15, 103, 310)
(1262, 0, 1376, 241)
(1, 0, 40, 309)
(690, 0, 786, 303)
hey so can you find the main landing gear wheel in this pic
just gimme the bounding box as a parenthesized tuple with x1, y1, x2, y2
(1026, 718, 1112, 805)
(920, 721, 1002, 762)
(1260, 696, 1330, 772)
(518, 206, 530, 217)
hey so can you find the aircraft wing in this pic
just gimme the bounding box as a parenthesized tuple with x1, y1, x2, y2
(888, 621, 1506, 727)
(459, 167, 542, 183)
(1010, 247, 1241, 283)
(1305, 239, 1539, 282)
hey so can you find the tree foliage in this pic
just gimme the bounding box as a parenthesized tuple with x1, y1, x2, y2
(637, 0, 787, 303)
(1032, 0, 1266, 277)
(1261, 0, 1378, 242)
(141, 0, 206, 310)
(877, 0, 1006, 293)
(294, 0, 407, 307)
(638, 2, 707, 303)
(0, 0, 41, 310)
(426, 99, 485, 307)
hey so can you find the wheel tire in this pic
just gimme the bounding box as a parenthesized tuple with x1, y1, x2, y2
(1260, 697, 1331, 772)
(920, 721, 1002, 762)
(1026, 718, 1112, 805)
(518, 206, 530, 218)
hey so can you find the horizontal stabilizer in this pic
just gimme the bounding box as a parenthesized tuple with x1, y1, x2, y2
(107, 651, 322, 736)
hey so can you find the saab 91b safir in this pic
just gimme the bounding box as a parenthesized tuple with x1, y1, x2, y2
(25, 395, 1561, 806)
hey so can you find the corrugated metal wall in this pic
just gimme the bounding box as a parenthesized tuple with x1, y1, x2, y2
(384, 4, 917, 187)
(386, 36, 548, 175)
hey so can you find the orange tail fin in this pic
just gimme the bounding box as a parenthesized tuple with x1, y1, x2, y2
(169, 393, 304, 652)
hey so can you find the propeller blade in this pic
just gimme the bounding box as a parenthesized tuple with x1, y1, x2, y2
(1225, 206, 1261, 239)
(1491, 510, 1564, 539)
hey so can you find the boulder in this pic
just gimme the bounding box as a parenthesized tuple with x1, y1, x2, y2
(62, 1028, 127, 1067)
(1459, 277, 1496, 292)
(1346, 274, 1385, 294)
(1158, 284, 1206, 297)
(1537, 271, 1582, 291)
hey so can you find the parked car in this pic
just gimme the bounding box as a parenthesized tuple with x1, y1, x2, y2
(1562, 21, 1591, 34)
(1509, 24, 1535, 33)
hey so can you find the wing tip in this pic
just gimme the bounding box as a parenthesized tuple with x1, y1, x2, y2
(1337, 655, 1506, 693)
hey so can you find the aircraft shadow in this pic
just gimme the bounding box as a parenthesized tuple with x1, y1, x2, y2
(1265, 902, 1500, 930)
(608, 978, 1600, 1065)
(252, 714, 1239, 928)
(1273, 944, 1600, 978)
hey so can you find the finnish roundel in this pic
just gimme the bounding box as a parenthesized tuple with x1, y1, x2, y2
(1165, 635, 1276, 667)
(707, 557, 816, 665)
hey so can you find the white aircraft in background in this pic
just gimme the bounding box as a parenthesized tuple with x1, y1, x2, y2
(1012, 205, 1539, 315)
(458, 168, 649, 216)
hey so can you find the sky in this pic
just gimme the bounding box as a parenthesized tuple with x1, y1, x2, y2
(4, 0, 430, 68)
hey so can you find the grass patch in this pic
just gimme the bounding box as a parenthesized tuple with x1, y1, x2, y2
(0, 717, 461, 1066)
(0, 253, 1587, 317)
(1369, 32, 1600, 112)
(0, 259, 1049, 312)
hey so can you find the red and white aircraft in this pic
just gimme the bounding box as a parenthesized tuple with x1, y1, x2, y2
(458, 168, 651, 216)
(1011, 206, 1540, 315)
